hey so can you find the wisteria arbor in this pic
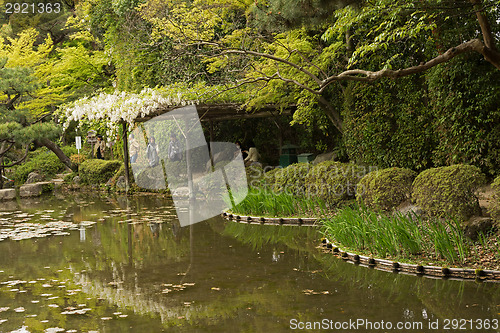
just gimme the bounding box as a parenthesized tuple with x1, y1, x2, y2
(60, 86, 293, 188)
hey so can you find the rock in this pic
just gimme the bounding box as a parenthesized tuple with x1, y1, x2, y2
(73, 176, 81, 184)
(20, 183, 42, 197)
(115, 176, 126, 190)
(38, 182, 54, 193)
(0, 189, 16, 201)
(395, 201, 424, 217)
(25, 172, 43, 184)
(463, 216, 494, 241)
(312, 151, 337, 165)
(106, 177, 114, 186)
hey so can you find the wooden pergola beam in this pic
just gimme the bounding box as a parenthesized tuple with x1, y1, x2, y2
(134, 103, 295, 123)
(123, 103, 295, 191)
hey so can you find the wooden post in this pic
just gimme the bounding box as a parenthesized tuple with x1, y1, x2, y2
(208, 119, 214, 167)
(122, 122, 130, 192)
(209, 119, 214, 143)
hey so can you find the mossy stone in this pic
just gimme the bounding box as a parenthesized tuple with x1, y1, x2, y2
(356, 167, 417, 211)
(412, 164, 486, 221)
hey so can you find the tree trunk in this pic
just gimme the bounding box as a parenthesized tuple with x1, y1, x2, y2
(317, 95, 343, 134)
(35, 138, 76, 171)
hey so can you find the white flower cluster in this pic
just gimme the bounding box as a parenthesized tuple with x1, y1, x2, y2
(62, 87, 198, 131)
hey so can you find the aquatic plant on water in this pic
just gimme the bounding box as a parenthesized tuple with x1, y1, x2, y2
(321, 206, 471, 264)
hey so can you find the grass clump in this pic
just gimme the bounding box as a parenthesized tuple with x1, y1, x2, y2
(322, 206, 470, 264)
(357, 167, 416, 211)
(412, 164, 486, 221)
(230, 188, 327, 218)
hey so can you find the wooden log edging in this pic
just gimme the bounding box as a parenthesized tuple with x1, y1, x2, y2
(221, 212, 500, 282)
(220, 212, 317, 226)
(320, 239, 500, 282)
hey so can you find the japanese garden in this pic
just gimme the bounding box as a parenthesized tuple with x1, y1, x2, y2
(0, 0, 499, 332)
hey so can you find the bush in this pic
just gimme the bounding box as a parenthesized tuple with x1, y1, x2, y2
(70, 154, 87, 167)
(79, 159, 122, 185)
(356, 167, 417, 211)
(273, 163, 312, 195)
(412, 165, 486, 221)
(490, 175, 500, 222)
(304, 161, 369, 206)
(14, 148, 67, 184)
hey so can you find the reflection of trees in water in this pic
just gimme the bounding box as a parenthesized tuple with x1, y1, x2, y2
(219, 221, 320, 252)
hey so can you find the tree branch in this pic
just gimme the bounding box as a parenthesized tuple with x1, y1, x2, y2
(3, 145, 30, 168)
(321, 38, 500, 87)
(470, 0, 498, 51)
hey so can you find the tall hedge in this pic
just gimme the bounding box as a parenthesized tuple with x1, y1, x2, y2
(412, 165, 486, 221)
(343, 55, 500, 177)
(357, 167, 417, 211)
(79, 159, 122, 185)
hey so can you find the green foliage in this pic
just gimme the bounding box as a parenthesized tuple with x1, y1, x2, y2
(303, 161, 367, 206)
(343, 77, 434, 171)
(322, 206, 470, 263)
(14, 148, 67, 184)
(79, 159, 122, 185)
(273, 163, 312, 195)
(427, 55, 500, 176)
(262, 161, 368, 207)
(70, 154, 87, 167)
(357, 167, 417, 211)
(230, 187, 327, 218)
(412, 165, 487, 221)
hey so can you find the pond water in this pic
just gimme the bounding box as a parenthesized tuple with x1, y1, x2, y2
(0, 192, 498, 333)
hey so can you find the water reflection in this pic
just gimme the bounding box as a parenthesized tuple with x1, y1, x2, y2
(0, 193, 497, 332)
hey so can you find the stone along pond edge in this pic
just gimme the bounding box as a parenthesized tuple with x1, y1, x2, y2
(221, 213, 500, 283)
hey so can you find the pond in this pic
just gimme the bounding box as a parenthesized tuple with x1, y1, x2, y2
(0, 192, 498, 332)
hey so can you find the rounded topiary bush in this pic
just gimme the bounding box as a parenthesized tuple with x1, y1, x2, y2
(304, 161, 368, 206)
(273, 163, 312, 195)
(261, 166, 280, 189)
(79, 159, 122, 185)
(412, 164, 486, 221)
(356, 167, 417, 211)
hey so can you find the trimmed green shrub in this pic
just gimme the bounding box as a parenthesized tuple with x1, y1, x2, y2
(490, 175, 500, 222)
(304, 161, 369, 206)
(14, 148, 66, 184)
(357, 167, 417, 211)
(261, 166, 280, 189)
(273, 163, 312, 195)
(79, 159, 122, 185)
(245, 164, 264, 188)
(412, 165, 486, 221)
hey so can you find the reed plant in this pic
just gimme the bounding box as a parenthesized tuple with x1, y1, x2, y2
(228, 188, 327, 218)
(322, 206, 471, 264)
